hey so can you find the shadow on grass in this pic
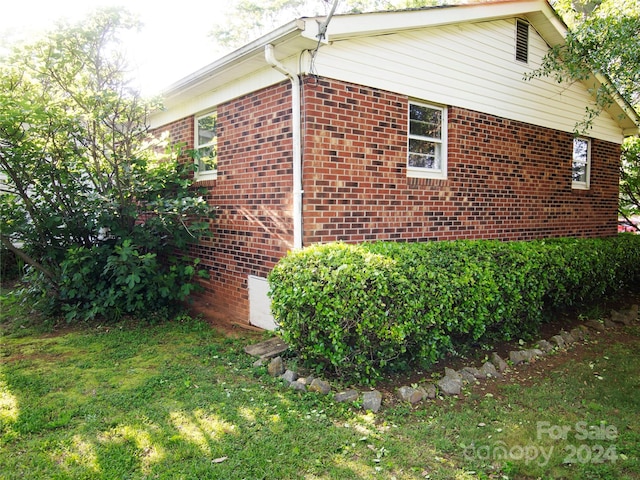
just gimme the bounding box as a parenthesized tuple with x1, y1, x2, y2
(1, 298, 639, 479)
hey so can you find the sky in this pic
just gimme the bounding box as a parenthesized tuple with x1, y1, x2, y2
(0, 0, 234, 96)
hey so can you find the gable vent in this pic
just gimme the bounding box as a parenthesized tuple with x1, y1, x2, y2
(515, 19, 529, 63)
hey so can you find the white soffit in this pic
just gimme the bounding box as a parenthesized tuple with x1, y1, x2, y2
(154, 0, 638, 136)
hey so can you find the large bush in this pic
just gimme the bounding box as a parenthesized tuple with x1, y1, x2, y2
(268, 235, 640, 383)
(56, 240, 206, 322)
(0, 10, 212, 321)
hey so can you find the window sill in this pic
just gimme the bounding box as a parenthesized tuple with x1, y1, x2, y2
(195, 171, 218, 182)
(407, 167, 447, 180)
(572, 182, 589, 190)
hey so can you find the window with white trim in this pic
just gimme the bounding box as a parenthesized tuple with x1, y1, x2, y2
(194, 111, 217, 180)
(408, 101, 447, 179)
(572, 137, 591, 189)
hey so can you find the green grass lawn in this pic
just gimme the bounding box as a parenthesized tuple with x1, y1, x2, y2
(1, 289, 639, 479)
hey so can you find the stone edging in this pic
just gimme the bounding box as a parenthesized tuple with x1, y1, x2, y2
(249, 305, 638, 413)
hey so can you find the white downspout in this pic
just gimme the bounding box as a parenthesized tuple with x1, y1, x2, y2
(265, 44, 303, 250)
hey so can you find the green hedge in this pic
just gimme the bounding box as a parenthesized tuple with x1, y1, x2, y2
(268, 235, 640, 383)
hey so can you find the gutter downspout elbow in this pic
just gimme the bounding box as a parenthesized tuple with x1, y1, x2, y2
(265, 44, 303, 250)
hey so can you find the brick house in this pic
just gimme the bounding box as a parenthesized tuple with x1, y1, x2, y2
(150, 0, 640, 329)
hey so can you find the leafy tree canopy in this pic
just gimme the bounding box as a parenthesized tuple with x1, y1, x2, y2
(210, 0, 446, 48)
(0, 8, 212, 321)
(529, 0, 639, 131)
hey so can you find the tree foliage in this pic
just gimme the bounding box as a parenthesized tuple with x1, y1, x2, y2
(620, 136, 640, 224)
(209, 0, 442, 49)
(0, 9, 212, 321)
(528, 0, 639, 133)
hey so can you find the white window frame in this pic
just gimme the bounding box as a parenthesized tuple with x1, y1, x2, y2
(572, 137, 591, 190)
(407, 101, 447, 180)
(194, 111, 218, 181)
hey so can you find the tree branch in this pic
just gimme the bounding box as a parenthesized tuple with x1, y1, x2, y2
(0, 235, 59, 287)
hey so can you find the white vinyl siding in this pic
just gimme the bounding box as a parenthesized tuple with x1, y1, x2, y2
(309, 18, 623, 143)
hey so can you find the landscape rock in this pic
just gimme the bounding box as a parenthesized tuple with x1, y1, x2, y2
(438, 374, 462, 396)
(569, 327, 585, 341)
(335, 389, 359, 403)
(550, 335, 566, 348)
(268, 356, 285, 377)
(560, 331, 576, 345)
(461, 366, 484, 379)
(289, 380, 307, 392)
(479, 361, 502, 379)
(510, 348, 544, 362)
(308, 378, 331, 395)
(490, 353, 508, 373)
(246, 304, 635, 415)
(397, 386, 423, 404)
(510, 350, 530, 365)
(458, 369, 478, 384)
(419, 384, 437, 400)
(584, 319, 605, 332)
(362, 390, 382, 412)
(244, 336, 289, 359)
(280, 369, 298, 385)
(538, 339, 554, 353)
(252, 358, 266, 368)
(444, 367, 462, 381)
(611, 308, 634, 326)
(530, 348, 544, 358)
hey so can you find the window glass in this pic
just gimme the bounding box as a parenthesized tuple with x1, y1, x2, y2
(408, 102, 446, 178)
(408, 139, 440, 169)
(572, 137, 590, 188)
(409, 104, 442, 138)
(195, 111, 217, 175)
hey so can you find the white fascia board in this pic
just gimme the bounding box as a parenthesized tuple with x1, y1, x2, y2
(161, 19, 307, 101)
(523, 9, 567, 46)
(592, 73, 640, 136)
(301, 0, 557, 42)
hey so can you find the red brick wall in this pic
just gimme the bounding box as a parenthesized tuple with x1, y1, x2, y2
(155, 76, 620, 324)
(302, 77, 620, 244)
(161, 116, 193, 148)
(155, 82, 295, 324)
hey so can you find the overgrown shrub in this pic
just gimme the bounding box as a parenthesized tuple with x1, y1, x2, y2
(267, 243, 416, 379)
(57, 240, 206, 323)
(0, 11, 213, 323)
(268, 235, 640, 383)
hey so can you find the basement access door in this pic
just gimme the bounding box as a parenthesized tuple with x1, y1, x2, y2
(248, 275, 278, 330)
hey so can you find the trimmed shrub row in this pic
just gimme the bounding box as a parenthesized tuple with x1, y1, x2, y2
(268, 235, 640, 384)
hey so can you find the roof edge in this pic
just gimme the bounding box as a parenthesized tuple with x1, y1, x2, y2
(301, 0, 563, 42)
(161, 19, 306, 99)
